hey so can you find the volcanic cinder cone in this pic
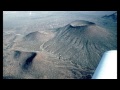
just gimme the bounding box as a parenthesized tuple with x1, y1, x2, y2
(13, 31, 54, 51)
(43, 20, 117, 69)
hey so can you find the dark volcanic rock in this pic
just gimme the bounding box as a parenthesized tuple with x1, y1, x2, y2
(13, 50, 37, 70)
(3, 50, 37, 79)
(43, 20, 117, 69)
(22, 52, 36, 70)
(14, 51, 21, 58)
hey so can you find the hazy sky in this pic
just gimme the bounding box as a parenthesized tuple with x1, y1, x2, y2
(3, 11, 117, 17)
(4, 11, 116, 14)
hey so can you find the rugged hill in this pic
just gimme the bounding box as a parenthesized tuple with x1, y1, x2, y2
(13, 31, 54, 51)
(3, 50, 37, 79)
(42, 20, 117, 69)
(23, 31, 48, 42)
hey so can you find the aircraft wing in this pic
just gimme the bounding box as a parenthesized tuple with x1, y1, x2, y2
(92, 50, 117, 79)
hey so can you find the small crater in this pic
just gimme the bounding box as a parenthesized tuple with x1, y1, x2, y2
(70, 20, 95, 27)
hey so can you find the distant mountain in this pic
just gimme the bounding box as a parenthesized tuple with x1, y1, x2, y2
(43, 20, 117, 69)
(102, 12, 117, 21)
